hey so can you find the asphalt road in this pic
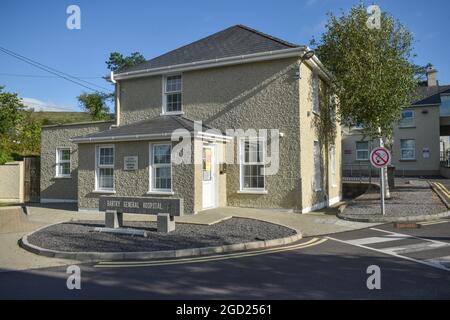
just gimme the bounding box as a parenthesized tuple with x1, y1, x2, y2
(1, 220, 449, 299)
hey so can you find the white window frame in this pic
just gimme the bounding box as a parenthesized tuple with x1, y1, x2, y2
(330, 145, 337, 187)
(95, 145, 115, 192)
(399, 109, 415, 128)
(239, 137, 266, 193)
(312, 72, 320, 114)
(400, 139, 416, 160)
(356, 141, 369, 161)
(148, 142, 173, 194)
(313, 141, 322, 191)
(55, 147, 71, 178)
(162, 74, 183, 115)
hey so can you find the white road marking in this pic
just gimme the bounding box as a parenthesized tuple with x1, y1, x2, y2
(382, 242, 450, 255)
(326, 227, 450, 272)
(346, 234, 412, 246)
(419, 220, 449, 226)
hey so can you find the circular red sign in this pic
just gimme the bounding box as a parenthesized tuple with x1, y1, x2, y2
(370, 147, 391, 168)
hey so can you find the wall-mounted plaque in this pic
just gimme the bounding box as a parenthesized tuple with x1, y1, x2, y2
(124, 156, 138, 171)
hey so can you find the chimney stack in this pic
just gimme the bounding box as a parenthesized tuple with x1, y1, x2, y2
(426, 67, 438, 86)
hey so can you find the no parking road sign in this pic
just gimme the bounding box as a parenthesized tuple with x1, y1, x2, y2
(370, 147, 391, 168)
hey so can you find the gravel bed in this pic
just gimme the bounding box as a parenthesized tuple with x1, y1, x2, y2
(342, 180, 447, 218)
(27, 217, 296, 252)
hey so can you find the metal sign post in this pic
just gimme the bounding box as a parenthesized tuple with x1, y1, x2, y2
(370, 146, 391, 215)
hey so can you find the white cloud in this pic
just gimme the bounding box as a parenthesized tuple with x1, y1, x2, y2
(21, 97, 76, 112)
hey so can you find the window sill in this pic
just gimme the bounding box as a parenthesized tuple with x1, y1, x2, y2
(398, 125, 415, 129)
(54, 175, 71, 179)
(237, 190, 268, 195)
(160, 111, 184, 116)
(146, 191, 175, 196)
(92, 190, 116, 194)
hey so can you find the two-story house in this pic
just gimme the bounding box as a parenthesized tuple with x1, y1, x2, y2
(342, 67, 450, 177)
(40, 25, 342, 214)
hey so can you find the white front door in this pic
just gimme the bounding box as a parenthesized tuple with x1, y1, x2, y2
(202, 145, 217, 209)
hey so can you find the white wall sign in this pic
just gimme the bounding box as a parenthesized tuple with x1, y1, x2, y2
(124, 156, 138, 171)
(422, 147, 430, 159)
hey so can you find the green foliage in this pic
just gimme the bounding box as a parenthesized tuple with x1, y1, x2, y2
(312, 5, 417, 139)
(106, 52, 146, 72)
(0, 86, 42, 163)
(77, 92, 110, 120)
(32, 111, 96, 125)
(413, 63, 433, 83)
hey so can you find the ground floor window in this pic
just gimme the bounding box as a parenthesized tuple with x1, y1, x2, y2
(356, 141, 369, 161)
(330, 145, 336, 187)
(56, 148, 71, 177)
(400, 139, 415, 160)
(96, 145, 114, 191)
(150, 143, 172, 191)
(314, 141, 321, 191)
(240, 138, 265, 191)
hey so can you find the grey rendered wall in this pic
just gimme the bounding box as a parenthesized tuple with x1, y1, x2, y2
(118, 58, 303, 210)
(40, 121, 113, 202)
(77, 139, 197, 214)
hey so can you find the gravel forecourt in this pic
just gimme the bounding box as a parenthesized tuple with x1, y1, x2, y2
(341, 179, 446, 219)
(27, 217, 297, 252)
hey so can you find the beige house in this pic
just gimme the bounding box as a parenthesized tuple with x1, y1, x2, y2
(40, 25, 342, 214)
(342, 67, 450, 177)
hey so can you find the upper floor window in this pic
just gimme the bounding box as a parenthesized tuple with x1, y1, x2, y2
(440, 95, 450, 116)
(56, 148, 71, 177)
(163, 74, 182, 113)
(312, 72, 320, 114)
(356, 141, 369, 161)
(399, 109, 414, 127)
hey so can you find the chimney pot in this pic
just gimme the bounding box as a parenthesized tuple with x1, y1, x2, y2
(426, 67, 438, 87)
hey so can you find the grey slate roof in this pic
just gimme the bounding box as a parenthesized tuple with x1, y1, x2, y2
(411, 85, 450, 106)
(72, 116, 215, 142)
(118, 25, 302, 74)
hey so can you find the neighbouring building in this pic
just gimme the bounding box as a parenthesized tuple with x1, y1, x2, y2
(342, 67, 450, 177)
(40, 24, 342, 214)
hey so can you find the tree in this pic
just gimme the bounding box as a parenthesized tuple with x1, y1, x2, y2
(106, 52, 145, 72)
(77, 92, 110, 120)
(0, 86, 25, 136)
(311, 5, 417, 140)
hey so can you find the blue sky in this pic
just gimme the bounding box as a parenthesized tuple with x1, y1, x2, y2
(1, 0, 449, 112)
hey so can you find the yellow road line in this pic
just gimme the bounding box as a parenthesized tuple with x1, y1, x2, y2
(432, 182, 449, 198)
(95, 238, 328, 268)
(436, 183, 450, 197)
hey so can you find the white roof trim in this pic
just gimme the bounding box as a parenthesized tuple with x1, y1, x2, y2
(111, 47, 308, 80)
(70, 131, 233, 144)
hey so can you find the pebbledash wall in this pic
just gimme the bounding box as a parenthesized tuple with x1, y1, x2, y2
(41, 57, 342, 213)
(115, 57, 341, 212)
(40, 121, 114, 203)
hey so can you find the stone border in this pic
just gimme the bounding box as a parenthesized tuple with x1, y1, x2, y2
(19, 218, 302, 262)
(337, 210, 450, 223)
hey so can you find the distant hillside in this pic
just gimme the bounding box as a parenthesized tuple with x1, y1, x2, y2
(31, 111, 113, 125)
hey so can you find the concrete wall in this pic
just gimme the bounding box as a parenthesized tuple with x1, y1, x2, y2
(342, 105, 441, 176)
(40, 121, 114, 202)
(0, 161, 24, 203)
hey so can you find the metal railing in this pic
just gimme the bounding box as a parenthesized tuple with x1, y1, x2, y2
(343, 163, 405, 182)
(440, 150, 450, 167)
